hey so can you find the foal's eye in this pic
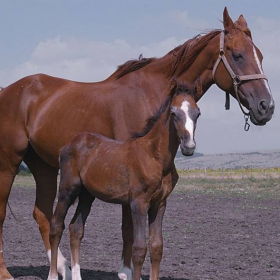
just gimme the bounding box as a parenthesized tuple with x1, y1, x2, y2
(172, 113, 179, 121)
(232, 53, 243, 61)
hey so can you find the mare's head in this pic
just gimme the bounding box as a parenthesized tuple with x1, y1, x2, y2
(170, 78, 201, 156)
(213, 7, 274, 125)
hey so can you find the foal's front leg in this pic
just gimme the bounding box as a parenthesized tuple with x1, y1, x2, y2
(148, 202, 166, 280)
(118, 205, 134, 280)
(130, 200, 149, 280)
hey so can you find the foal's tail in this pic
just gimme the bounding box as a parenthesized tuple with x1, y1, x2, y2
(7, 202, 19, 222)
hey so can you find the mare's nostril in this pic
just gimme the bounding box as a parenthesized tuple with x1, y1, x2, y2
(258, 100, 268, 115)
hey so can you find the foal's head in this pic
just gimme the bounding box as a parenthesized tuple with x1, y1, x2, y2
(170, 78, 201, 156)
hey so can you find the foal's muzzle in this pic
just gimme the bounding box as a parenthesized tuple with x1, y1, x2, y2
(180, 142, 196, 156)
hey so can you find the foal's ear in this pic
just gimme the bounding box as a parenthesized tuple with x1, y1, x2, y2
(193, 77, 203, 99)
(223, 7, 235, 34)
(170, 77, 178, 92)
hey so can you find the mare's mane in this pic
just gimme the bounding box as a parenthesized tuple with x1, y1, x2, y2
(114, 29, 222, 79)
(115, 57, 156, 79)
(131, 82, 191, 139)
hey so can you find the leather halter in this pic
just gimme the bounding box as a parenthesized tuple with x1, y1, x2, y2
(212, 31, 267, 118)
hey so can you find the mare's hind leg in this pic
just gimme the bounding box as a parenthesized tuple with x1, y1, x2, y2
(0, 142, 27, 280)
(0, 170, 21, 280)
(24, 150, 71, 280)
(69, 188, 95, 280)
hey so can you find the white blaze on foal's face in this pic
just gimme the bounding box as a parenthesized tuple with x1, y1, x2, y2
(180, 100, 195, 144)
(171, 93, 200, 156)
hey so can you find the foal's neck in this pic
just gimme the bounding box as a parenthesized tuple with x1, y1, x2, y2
(143, 110, 179, 172)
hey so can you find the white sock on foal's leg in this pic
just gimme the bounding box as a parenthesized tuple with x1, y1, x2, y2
(118, 259, 143, 280)
(47, 248, 71, 280)
(71, 263, 82, 280)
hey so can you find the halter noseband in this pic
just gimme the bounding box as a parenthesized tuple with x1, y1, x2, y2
(212, 31, 267, 130)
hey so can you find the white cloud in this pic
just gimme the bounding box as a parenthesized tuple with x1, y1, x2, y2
(0, 18, 279, 154)
(0, 36, 183, 85)
(169, 10, 212, 32)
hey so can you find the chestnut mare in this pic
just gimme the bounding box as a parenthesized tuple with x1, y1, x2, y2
(0, 7, 274, 280)
(48, 79, 201, 280)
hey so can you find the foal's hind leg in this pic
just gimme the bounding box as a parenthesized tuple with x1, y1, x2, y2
(24, 151, 71, 280)
(48, 174, 83, 280)
(69, 188, 95, 279)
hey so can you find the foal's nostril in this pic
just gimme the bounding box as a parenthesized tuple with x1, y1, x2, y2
(258, 100, 268, 115)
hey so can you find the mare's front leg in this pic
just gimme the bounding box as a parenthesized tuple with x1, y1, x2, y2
(148, 202, 166, 280)
(69, 188, 95, 280)
(130, 199, 149, 280)
(24, 151, 71, 280)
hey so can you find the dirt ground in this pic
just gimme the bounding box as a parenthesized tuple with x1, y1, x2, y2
(4, 180, 280, 280)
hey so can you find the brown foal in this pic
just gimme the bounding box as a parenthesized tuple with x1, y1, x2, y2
(48, 79, 201, 280)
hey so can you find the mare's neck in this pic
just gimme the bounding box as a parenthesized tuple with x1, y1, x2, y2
(175, 33, 220, 101)
(106, 31, 220, 102)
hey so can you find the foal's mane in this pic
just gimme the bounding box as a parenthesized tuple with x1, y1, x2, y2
(131, 81, 190, 139)
(114, 30, 221, 79)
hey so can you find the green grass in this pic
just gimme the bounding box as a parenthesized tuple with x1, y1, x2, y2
(175, 175, 280, 198)
(13, 171, 280, 199)
(13, 175, 35, 188)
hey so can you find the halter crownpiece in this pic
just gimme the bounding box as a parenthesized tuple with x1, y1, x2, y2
(212, 31, 268, 124)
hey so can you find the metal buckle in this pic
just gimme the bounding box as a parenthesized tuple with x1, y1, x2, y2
(244, 115, 250, 131)
(233, 75, 241, 85)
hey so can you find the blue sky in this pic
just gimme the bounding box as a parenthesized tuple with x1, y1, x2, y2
(0, 0, 279, 154)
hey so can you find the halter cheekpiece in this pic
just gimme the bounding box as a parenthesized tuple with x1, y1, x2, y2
(212, 31, 268, 131)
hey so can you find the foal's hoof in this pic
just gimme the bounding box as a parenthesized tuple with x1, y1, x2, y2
(118, 268, 142, 280)
(118, 266, 132, 280)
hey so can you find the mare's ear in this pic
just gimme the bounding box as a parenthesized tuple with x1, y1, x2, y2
(237, 14, 248, 28)
(236, 14, 252, 38)
(223, 7, 235, 34)
(194, 77, 203, 98)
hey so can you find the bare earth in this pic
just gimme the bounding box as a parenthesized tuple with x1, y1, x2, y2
(4, 176, 280, 280)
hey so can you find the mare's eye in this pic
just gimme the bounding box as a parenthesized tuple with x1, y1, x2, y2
(232, 53, 243, 61)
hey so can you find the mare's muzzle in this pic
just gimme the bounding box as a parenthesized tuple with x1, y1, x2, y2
(249, 98, 275, 126)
